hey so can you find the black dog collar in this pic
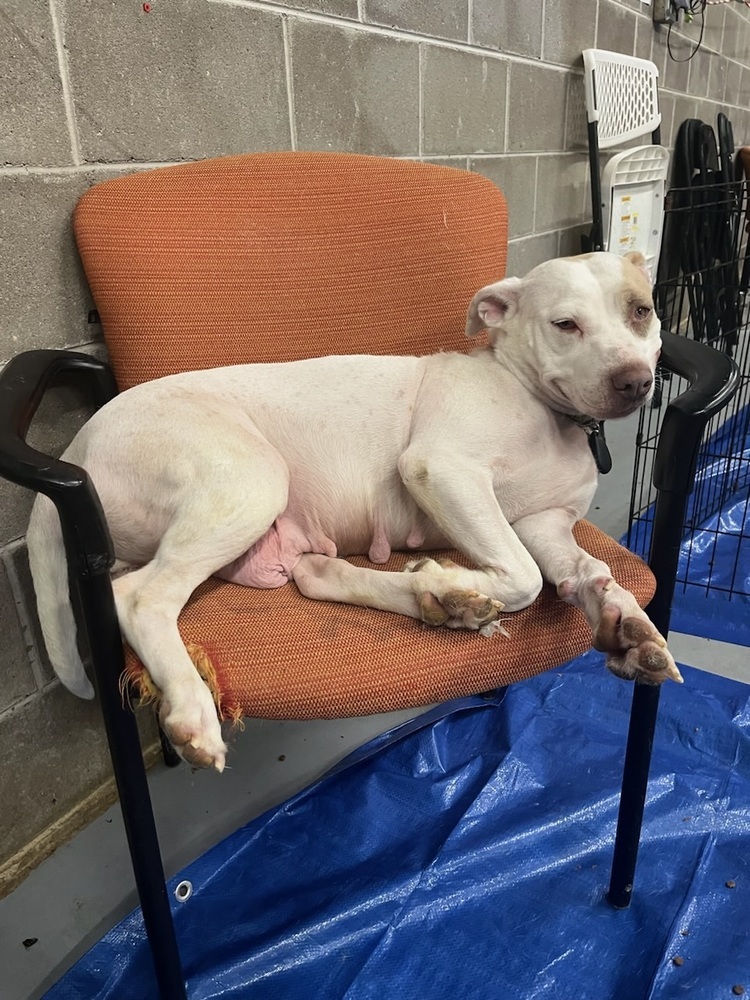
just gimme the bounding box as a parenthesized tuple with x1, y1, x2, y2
(568, 416, 612, 475)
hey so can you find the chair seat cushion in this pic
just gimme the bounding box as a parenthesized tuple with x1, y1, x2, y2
(123, 521, 655, 722)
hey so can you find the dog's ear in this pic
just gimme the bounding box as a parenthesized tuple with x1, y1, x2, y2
(623, 250, 652, 283)
(465, 277, 523, 337)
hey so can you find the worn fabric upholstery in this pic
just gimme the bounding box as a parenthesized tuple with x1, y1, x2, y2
(73, 152, 656, 720)
(74, 152, 509, 385)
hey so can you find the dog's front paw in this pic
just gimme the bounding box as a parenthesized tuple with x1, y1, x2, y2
(159, 682, 228, 771)
(405, 558, 505, 633)
(596, 606, 683, 685)
(561, 576, 683, 686)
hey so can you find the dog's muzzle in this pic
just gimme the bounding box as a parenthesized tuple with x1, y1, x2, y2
(610, 365, 654, 403)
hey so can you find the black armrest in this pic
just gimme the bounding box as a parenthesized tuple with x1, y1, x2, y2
(0, 349, 118, 575)
(1, 349, 187, 986)
(654, 331, 739, 495)
(644, 332, 738, 633)
(607, 330, 738, 912)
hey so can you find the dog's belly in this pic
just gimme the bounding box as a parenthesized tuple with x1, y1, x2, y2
(216, 500, 442, 588)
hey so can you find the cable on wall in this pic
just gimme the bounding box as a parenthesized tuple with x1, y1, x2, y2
(667, 0, 706, 62)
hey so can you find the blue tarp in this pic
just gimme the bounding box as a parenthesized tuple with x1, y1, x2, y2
(671, 488, 750, 645)
(46, 652, 750, 999)
(631, 403, 750, 646)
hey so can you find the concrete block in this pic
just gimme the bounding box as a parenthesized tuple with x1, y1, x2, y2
(558, 224, 590, 259)
(723, 8, 749, 63)
(423, 157, 470, 170)
(275, 0, 358, 16)
(0, 560, 37, 711)
(506, 231, 559, 277)
(507, 64, 567, 153)
(0, 481, 33, 550)
(291, 20, 419, 154)
(702, 2, 726, 53)
(0, 681, 160, 876)
(61, 0, 290, 162)
(8, 544, 55, 685)
(470, 155, 536, 238)
(1, 0, 72, 166)
(658, 92, 676, 148)
(671, 95, 697, 148)
(686, 45, 711, 101)
(596, 1, 636, 56)
(534, 154, 587, 234)
(0, 173, 97, 363)
(365, 0, 467, 41)
(650, 25, 669, 78)
(662, 33, 691, 93)
(724, 59, 743, 109)
(544, 0, 596, 67)
(0, 685, 106, 866)
(706, 54, 726, 105)
(738, 67, 750, 115)
(0, 372, 97, 546)
(472, 0, 542, 59)
(733, 109, 749, 147)
(564, 73, 588, 152)
(634, 14, 653, 64)
(422, 47, 506, 156)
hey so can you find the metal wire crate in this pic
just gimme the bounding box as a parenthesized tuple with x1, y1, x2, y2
(628, 178, 750, 624)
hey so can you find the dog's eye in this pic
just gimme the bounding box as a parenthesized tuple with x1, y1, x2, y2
(634, 305, 652, 320)
(553, 319, 578, 333)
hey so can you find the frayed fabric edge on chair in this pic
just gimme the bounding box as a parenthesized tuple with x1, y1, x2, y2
(120, 643, 245, 729)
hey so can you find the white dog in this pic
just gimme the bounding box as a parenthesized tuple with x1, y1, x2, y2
(27, 251, 682, 772)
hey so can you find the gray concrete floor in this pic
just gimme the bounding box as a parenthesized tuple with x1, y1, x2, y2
(1, 414, 748, 1000)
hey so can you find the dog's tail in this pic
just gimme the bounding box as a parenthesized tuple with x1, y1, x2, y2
(27, 494, 94, 699)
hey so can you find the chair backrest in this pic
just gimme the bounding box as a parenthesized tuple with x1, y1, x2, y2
(582, 50, 661, 150)
(73, 153, 508, 390)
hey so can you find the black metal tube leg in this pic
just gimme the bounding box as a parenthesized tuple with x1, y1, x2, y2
(607, 682, 662, 909)
(79, 574, 188, 1000)
(587, 120, 605, 252)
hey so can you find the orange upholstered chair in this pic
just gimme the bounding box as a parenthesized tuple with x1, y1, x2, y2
(0, 153, 736, 998)
(73, 153, 654, 723)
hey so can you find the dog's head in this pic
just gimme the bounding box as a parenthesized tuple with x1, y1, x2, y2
(466, 251, 662, 421)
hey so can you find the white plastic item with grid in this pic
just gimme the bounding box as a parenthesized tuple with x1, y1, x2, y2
(601, 146, 670, 275)
(582, 49, 661, 149)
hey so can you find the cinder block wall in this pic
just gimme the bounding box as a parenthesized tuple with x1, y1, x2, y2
(2, 0, 748, 891)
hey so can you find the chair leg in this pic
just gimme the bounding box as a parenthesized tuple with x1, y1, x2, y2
(607, 682, 662, 909)
(79, 574, 188, 999)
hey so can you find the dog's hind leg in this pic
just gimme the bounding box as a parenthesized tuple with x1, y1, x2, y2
(112, 441, 290, 771)
(292, 553, 515, 633)
(292, 454, 546, 631)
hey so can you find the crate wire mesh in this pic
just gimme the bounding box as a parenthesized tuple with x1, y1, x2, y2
(628, 179, 750, 615)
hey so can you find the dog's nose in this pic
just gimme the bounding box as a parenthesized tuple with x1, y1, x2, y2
(611, 366, 653, 401)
